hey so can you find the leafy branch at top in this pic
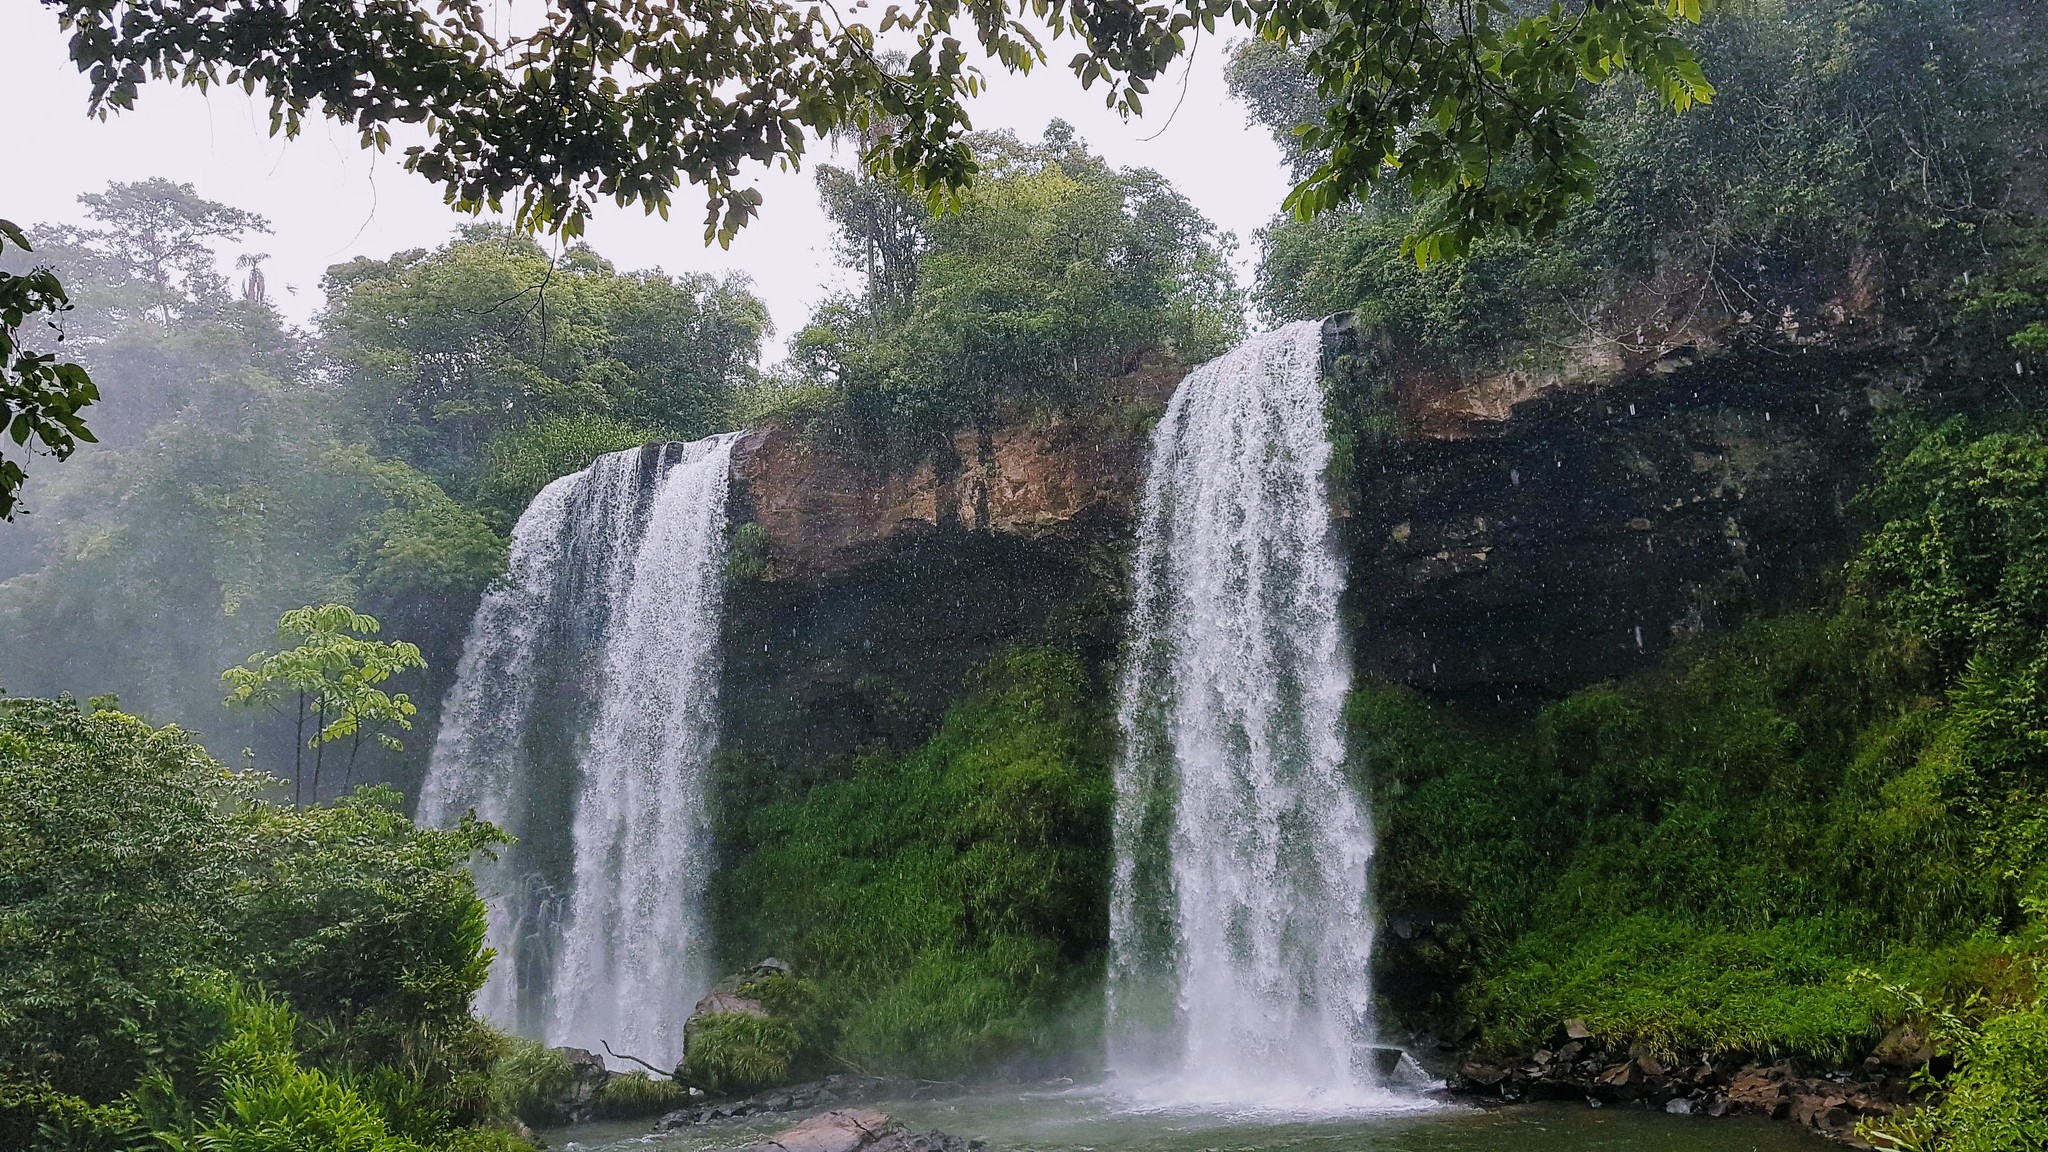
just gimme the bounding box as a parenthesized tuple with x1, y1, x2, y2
(43, 0, 1711, 258)
(0, 218, 100, 519)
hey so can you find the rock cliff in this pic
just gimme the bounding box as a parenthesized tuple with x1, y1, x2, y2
(717, 321, 1893, 767)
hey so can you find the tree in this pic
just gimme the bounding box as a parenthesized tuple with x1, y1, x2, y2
(67, 178, 272, 328)
(795, 124, 1241, 437)
(42, 0, 1712, 258)
(321, 227, 767, 491)
(0, 695, 506, 1146)
(0, 221, 98, 520)
(222, 605, 428, 803)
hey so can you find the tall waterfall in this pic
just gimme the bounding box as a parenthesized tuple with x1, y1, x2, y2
(1108, 321, 1377, 1105)
(418, 434, 738, 1066)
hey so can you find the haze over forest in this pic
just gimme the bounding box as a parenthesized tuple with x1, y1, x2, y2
(3, 2, 2047, 1152)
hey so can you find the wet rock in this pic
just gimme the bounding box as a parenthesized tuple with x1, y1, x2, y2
(657, 1074, 946, 1131)
(541, 1047, 611, 1124)
(1725, 1065, 1793, 1119)
(1448, 1041, 1897, 1146)
(1367, 1047, 1409, 1079)
(1871, 1022, 1936, 1069)
(1459, 1062, 1511, 1087)
(737, 1110, 983, 1152)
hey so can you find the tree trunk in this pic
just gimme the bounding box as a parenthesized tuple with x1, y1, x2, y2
(344, 728, 363, 791)
(294, 690, 307, 805)
(311, 700, 326, 803)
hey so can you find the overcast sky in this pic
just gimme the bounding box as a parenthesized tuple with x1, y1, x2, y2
(2, 8, 1291, 358)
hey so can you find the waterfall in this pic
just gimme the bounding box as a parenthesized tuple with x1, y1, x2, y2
(418, 434, 738, 1066)
(1108, 321, 1378, 1106)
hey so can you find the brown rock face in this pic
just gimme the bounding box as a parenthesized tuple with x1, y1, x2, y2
(729, 376, 1174, 583)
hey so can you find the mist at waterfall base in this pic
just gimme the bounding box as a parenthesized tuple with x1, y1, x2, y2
(1108, 321, 1388, 1111)
(418, 434, 739, 1068)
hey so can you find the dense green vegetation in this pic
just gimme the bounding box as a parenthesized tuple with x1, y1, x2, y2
(0, 694, 516, 1149)
(321, 230, 766, 522)
(785, 125, 1241, 445)
(1358, 416, 2048, 1139)
(1241, 0, 2047, 376)
(710, 647, 1114, 1077)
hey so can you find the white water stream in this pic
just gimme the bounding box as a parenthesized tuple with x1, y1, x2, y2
(418, 434, 738, 1066)
(1108, 321, 1379, 1106)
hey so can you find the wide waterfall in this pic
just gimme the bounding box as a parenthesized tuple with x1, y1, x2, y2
(1108, 321, 1378, 1105)
(418, 434, 739, 1067)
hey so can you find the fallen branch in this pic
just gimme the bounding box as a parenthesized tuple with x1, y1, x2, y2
(601, 1039, 673, 1078)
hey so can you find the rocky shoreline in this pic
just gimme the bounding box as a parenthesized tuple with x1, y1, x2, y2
(685, 1108, 983, 1152)
(656, 1074, 964, 1131)
(1446, 1019, 1936, 1146)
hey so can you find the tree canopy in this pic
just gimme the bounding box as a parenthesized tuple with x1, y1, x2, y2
(789, 123, 1241, 438)
(42, 0, 1711, 254)
(321, 227, 767, 506)
(0, 223, 97, 521)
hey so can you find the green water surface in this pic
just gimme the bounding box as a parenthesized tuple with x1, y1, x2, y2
(545, 1088, 1831, 1152)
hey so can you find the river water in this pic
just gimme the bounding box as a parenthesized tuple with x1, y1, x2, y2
(542, 1087, 1830, 1152)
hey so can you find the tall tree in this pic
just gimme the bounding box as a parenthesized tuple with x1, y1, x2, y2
(222, 604, 428, 803)
(794, 124, 1241, 436)
(68, 179, 272, 328)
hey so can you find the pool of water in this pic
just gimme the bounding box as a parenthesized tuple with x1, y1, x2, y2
(544, 1084, 1832, 1152)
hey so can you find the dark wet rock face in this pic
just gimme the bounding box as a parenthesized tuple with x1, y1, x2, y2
(1453, 1045, 1907, 1146)
(1329, 338, 1886, 700)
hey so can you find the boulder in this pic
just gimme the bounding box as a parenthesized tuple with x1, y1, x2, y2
(1724, 1065, 1793, 1119)
(738, 1110, 983, 1152)
(684, 958, 809, 1093)
(1459, 1062, 1511, 1087)
(1871, 1022, 1936, 1068)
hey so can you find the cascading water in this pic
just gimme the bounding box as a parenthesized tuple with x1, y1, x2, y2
(418, 433, 739, 1066)
(1108, 320, 1378, 1106)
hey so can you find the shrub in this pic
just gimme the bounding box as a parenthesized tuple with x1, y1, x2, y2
(593, 1072, 684, 1120)
(0, 697, 509, 1149)
(485, 1040, 576, 1129)
(1474, 917, 1890, 1061)
(683, 1015, 801, 1096)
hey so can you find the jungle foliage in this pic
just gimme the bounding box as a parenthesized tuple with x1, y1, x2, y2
(320, 229, 766, 510)
(1360, 417, 2048, 1142)
(786, 124, 1241, 445)
(1243, 0, 2048, 376)
(0, 695, 514, 1150)
(710, 647, 1115, 1077)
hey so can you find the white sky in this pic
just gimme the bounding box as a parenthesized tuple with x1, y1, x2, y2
(1, 8, 1290, 358)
